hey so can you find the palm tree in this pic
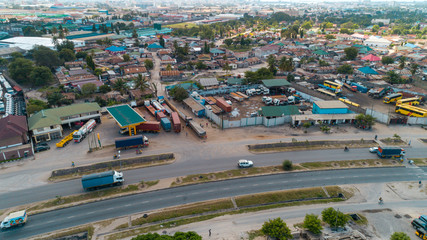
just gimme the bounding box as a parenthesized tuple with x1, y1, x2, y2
(134, 74, 149, 92)
(113, 78, 128, 95)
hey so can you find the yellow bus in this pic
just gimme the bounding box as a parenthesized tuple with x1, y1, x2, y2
(396, 97, 422, 106)
(395, 104, 427, 117)
(383, 93, 403, 104)
(323, 80, 342, 90)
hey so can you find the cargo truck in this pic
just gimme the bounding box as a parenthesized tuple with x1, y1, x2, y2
(376, 146, 404, 158)
(216, 98, 232, 112)
(136, 121, 160, 133)
(160, 118, 171, 132)
(115, 135, 149, 149)
(73, 119, 96, 143)
(156, 111, 166, 121)
(171, 112, 181, 133)
(81, 170, 124, 191)
(1, 210, 27, 229)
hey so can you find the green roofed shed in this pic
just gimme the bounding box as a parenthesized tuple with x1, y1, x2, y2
(260, 106, 300, 117)
(313, 49, 329, 55)
(261, 79, 291, 88)
(106, 104, 146, 128)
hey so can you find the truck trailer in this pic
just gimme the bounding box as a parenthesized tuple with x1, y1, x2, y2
(377, 146, 404, 158)
(136, 121, 160, 133)
(171, 112, 181, 133)
(81, 170, 124, 191)
(1, 210, 27, 229)
(115, 135, 149, 149)
(73, 119, 96, 143)
(160, 118, 171, 132)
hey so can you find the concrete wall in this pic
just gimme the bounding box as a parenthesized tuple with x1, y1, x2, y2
(248, 139, 376, 150)
(51, 153, 174, 177)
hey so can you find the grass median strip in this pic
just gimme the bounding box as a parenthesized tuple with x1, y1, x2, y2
(299, 158, 399, 169)
(106, 186, 349, 240)
(408, 158, 427, 166)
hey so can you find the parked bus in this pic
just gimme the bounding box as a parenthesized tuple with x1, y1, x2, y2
(395, 104, 427, 117)
(323, 80, 342, 90)
(383, 93, 403, 104)
(396, 97, 422, 106)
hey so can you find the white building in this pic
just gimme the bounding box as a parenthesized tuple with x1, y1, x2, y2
(0, 37, 84, 50)
(364, 36, 391, 48)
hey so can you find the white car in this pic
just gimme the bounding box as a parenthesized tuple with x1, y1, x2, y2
(369, 147, 378, 153)
(238, 159, 253, 168)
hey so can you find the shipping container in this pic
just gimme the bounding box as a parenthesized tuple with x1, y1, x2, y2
(115, 135, 144, 149)
(216, 98, 232, 112)
(156, 111, 166, 121)
(171, 112, 181, 133)
(160, 118, 171, 132)
(136, 121, 160, 133)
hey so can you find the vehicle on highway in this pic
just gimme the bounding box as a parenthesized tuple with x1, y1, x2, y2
(376, 146, 405, 158)
(369, 147, 378, 153)
(1, 210, 27, 229)
(81, 170, 124, 191)
(238, 159, 253, 168)
(34, 145, 50, 152)
(412, 218, 427, 230)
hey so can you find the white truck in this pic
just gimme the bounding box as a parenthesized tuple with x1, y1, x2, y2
(1, 210, 27, 229)
(73, 119, 96, 143)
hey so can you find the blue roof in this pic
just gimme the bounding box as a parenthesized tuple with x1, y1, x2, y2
(165, 83, 199, 91)
(147, 43, 163, 49)
(105, 46, 126, 52)
(358, 66, 378, 75)
(209, 48, 225, 54)
(405, 43, 418, 48)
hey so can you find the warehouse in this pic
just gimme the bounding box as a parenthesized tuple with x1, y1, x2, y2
(312, 100, 349, 114)
(183, 97, 205, 117)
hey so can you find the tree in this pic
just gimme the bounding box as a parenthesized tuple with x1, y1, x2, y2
(113, 78, 128, 95)
(267, 54, 277, 75)
(344, 47, 358, 60)
(303, 214, 323, 234)
(410, 63, 419, 76)
(47, 92, 64, 107)
(59, 48, 76, 62)
(399, 56, 406, 69)
(159, 35, 165, 48)
(390, 232, 410, 240)
(81, 83, 97, 96)
(29, 66, 53, 86)
(372, 25, 380, 32)
(86, 55, 95, 70)
(381, 56, 394, 65)
(99, 85, 111, 93)
(11, 52, 24, 60)
(0, 57, 7, 68)
(196, 61, 207, 70)
(325, 34, 335, 40)
(32, 46, 61, 70)
(222, 62, 232, 74)
(132, 29, 138, 39)
(56, 40, 75, 51)
(95, 96, 107, 107)
(261, 218, 292, 240)
(224, 38, 233, 47)
(123, 54, 130, 62)
(169, 86, 188, 102)
(8, 58, 34, 84)
(337, 64, 354, 74)
(26, 99, 48, 115)
(166, 64, 172, 71)
(355, 114, 376, 129)
(134, 74, 149, 92)
(321, 207, 348, 229)
(76, 51, 87, 60)
(287, 74, 295, 82)
(144, 59, 153, 70)
(94, 68, 102, 77)
(282, 160, 293, 171)
(301, 21, 313, 30)
(279, 56, 294, 72)
(131, 231, 202, 240)
(385, 71, 404, 84)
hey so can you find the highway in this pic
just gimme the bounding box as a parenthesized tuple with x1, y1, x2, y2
(0, 147, 426, 209)
(1, 166, 427, 239)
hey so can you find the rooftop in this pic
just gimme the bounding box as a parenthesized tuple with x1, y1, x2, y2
(260, 105, 300, 117)
(261, 79, 291, 88)
(314, 100, 349, 109)
(106, 104, 146, 127)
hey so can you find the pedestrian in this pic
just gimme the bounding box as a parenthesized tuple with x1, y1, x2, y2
(209, 229, 211, 237)
(374, 135, 377, 140)
(186, 132, 188, 137)
(71, 161, 75, 167)
(409, 140, 411, 146)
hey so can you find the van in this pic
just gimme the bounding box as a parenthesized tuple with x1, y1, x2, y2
(412, 218, 427, 230)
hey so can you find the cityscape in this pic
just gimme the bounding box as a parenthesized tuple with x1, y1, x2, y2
(0, 0, 426, 239)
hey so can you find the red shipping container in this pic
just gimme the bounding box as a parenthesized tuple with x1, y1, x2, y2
(216, 98, 232, 112)
(156, 111, 166, 121)
(171, 112, 181, 133)
(136, 121, 160, 132)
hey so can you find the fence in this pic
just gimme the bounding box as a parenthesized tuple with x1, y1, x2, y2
(407, 117, 427, 125)
(366, 108, 390, 124)
(197, 84, 261, 96)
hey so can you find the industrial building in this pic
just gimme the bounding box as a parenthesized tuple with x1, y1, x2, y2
(312, 100, 349, 114)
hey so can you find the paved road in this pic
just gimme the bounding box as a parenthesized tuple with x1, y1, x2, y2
(1, 167, 427, 239)
(1, 147, 426, 210)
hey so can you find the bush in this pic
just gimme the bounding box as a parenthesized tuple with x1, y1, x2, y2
(390, 232, 410, 240)
(303, 214, 323, 234)
(321, 207, 348, 228)
(282, 160, 293, 171)
(261, 218, 292, 240)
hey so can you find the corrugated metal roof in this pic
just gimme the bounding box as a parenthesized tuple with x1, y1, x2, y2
(261, 79, 291, 88)
(28, 103, 101, 130)
(314, 100, 348, 109)
(198, 78, 219, 87)
(261, 105, 300, 117)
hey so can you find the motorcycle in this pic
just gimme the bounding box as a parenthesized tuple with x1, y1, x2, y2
(344, 147, 349, 152)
